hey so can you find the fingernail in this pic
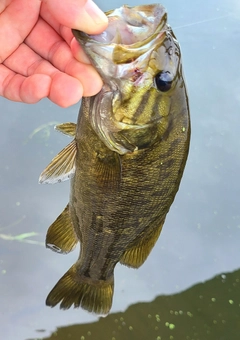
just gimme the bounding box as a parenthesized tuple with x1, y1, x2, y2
(84, 0, 108, 25)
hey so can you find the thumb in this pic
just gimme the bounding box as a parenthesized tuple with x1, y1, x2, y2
(43, 0, 108, 34)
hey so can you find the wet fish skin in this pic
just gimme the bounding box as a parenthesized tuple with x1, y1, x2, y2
(40, 4, 190, 315)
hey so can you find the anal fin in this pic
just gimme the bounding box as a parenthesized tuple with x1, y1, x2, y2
(46, 204, 78, 254)
(120, 219, 165, 268)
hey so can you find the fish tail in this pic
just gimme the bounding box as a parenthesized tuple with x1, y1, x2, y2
(46, 263, 114, 315)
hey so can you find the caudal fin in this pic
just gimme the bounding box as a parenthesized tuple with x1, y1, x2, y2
(46, 264, 114, 315)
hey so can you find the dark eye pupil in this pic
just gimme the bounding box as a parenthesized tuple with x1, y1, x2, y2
(155, 71, 173, 92)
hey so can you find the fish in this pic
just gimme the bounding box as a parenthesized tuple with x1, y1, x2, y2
(39, 3, 190, 315)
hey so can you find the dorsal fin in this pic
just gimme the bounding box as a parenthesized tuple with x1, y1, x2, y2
(46, 204, 78, 254)
(55, 123, 76, 137)
(39, 139, 77, 184)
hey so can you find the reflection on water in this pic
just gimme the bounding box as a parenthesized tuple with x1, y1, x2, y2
(0, 0, 240, 339)
(31, 269, 240, 340)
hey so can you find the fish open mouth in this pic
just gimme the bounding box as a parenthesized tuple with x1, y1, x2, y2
(72, 4, 169, 66)
(89, 4, 167, 45)
(73, 4, 167, 48)
(88, 4, 167, 46)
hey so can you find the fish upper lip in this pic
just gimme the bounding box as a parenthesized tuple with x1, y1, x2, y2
(72, 29, 167, 54)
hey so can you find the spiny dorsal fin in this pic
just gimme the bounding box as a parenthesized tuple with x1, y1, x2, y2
(39, 139, 76, 184)
(55, 122, 76, 137)
(120, 219, 165, 268)
(46, 204, 78, 254)
(46, 264, 114, 315)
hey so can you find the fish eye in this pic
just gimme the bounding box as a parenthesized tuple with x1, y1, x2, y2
(155, 71, 173, 92)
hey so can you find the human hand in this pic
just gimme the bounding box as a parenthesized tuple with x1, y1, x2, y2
(0, 0, 108, 107)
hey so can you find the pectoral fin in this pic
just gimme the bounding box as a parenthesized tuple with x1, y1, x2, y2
(55, 122, 76, 137)
(46, 204, 78, 254)
(120, 220, 165, 268)
(96, 151, 122, 190)
(39, 139, 77, 184)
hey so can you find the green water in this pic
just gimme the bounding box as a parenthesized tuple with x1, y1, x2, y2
(39, 270, 240, 340)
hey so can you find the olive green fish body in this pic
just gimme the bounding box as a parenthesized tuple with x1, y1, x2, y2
(39, 4, 190, 315)
(71, 84, 189, 270)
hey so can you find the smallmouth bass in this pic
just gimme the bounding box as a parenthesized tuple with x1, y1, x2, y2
(39, 4, 190, 315)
